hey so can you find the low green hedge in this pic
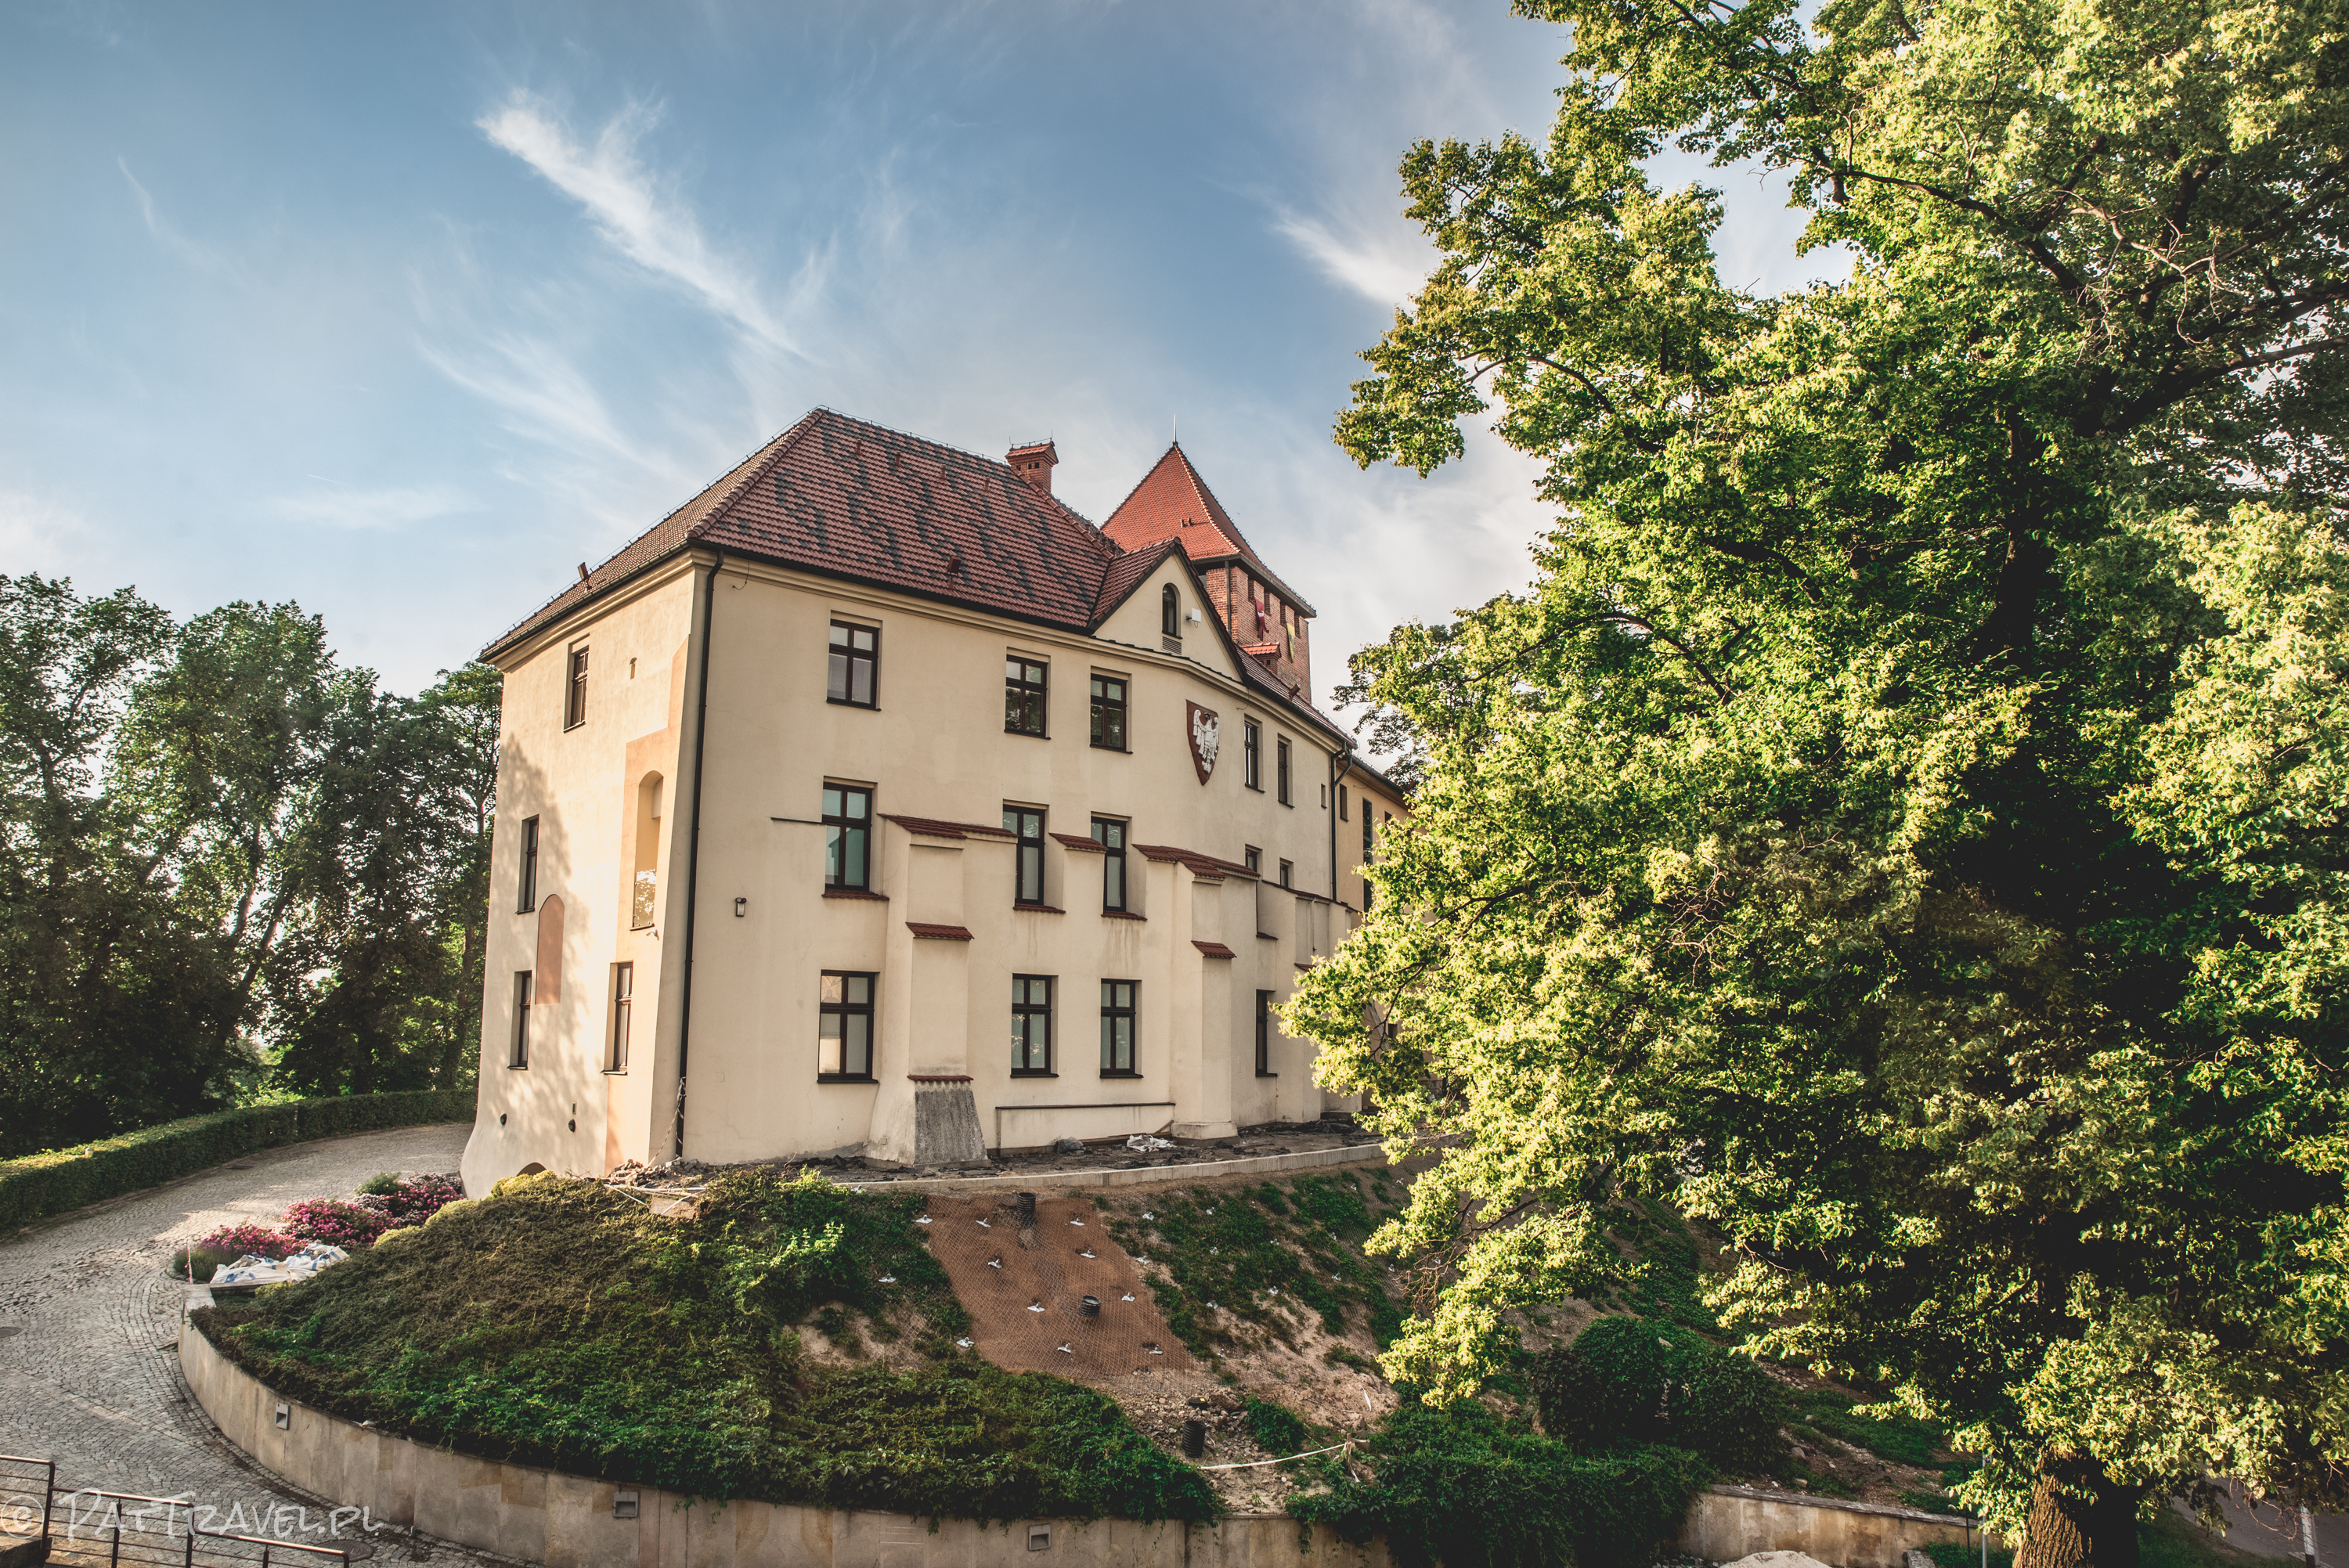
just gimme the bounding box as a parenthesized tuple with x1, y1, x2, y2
(0, 1089, 474, 1232)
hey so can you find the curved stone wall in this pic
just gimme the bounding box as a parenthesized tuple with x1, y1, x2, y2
(177, 1321, 1386, 1568)
(179, 1315, 1990, 1568)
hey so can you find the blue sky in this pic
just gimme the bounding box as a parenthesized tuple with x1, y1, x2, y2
(1, 1, 1825, 709)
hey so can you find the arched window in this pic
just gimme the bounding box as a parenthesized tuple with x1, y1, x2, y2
(1161, 583, 1180, 638)
(631, 773, 664, 928)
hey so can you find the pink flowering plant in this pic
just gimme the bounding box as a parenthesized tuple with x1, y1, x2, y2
(366, 1173, 464, 1228)
(281, 1198, 395, 1250)
(197, 1223, 296, 1260)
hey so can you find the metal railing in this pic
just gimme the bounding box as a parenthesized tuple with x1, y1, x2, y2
(0, 1461, 351, 1568)
(0, 1453, 56, 1543)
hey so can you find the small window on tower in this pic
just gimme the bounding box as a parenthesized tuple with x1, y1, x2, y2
(1161, 584, 1180, 639)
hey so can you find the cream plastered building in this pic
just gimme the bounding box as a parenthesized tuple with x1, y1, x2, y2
(460, 409, 1408, 1191)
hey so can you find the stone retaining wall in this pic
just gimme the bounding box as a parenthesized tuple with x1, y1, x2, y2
(178, 1323, 1386, 1568)
(1680, 1486, 1994, 1568)
(180, 1314, 1995, 1568)
(835, 1139, 1393, 1196)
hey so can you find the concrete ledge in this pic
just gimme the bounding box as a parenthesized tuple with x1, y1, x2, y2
(179, 1320, 1390, 1568)
(836, 1139, 1394, 1196)
(1681, 1486, 1995, 1568)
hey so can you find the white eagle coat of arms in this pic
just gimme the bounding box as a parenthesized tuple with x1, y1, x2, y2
(1185, 701, 1220, 785)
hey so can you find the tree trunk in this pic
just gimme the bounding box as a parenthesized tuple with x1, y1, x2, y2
(2016, 1450, 2143, 1568)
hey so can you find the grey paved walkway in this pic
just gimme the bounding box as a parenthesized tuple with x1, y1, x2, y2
(0, 1124, 474, 1563)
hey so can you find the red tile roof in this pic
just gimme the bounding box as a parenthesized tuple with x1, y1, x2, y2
(1134, 842, 1260, 881)
(1100, 444, 1315, 615)
(477, 407, 1351, 744)
(1050, 832, 1106, 852)
(907, 922, 976, 941)
(1192, 940, 1239, 959)
(883, 813, 1016, 841)
(485, 409, 1121, 658)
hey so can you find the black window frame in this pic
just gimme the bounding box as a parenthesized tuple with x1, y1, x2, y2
(1255, 989, 1277, 1076)
(827, 620, 879, 708)
(1004, 655, 1048, 737)
(607, 963, 633, 1072)
(1276, 737, 1293, 805)
(1012, 974, 1054, 1075)
(564, 645, 589, 730)
(1243, 845, 1261, 874)
(824, 784, 873, 891)
(1243, 718, 1262, 790)
(1092, 816, 1128, 911)
(517, 816, 540, 912)
(510, 971, 532, 1069)
(1005, 806, 1047, 905)
(1161, 584, 1180, 638)
(1340, 784, 1349, 821)
(1100, 979, 1138, 1076)
(1279, 859, 1293, 889)
(1089, 674, 1128, 752)
(819, 970, 876, 1081)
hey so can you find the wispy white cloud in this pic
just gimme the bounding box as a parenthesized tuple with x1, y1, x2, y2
(272, 482, 478, 532)
(416, 331, 659, 471)
(1269, 206, 1435, 310)
(476, 92, 809, 357)
(117, 157, 237, 278)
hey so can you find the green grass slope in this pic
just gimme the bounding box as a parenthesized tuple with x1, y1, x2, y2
(193, 1170, 1216, 1524)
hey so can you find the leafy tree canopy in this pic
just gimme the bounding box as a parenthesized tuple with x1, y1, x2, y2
(1289, 0, 2349, 1559)
(0, 575, 499, 1151)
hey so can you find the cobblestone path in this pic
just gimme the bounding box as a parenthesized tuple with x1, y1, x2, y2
(0, 1124, 474, 1563)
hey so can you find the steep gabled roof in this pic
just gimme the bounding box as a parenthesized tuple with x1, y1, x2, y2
(1101, 444, 1317, 616)
(484, 408, 1121, 660)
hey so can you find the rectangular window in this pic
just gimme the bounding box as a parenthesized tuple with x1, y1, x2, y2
(1005, 806, 1046, 904)
(1100, 979, 1137, 1075)
(819, 971, 875, 1080)
(1279, 859, 1293, 889)
(1276, 737, 1292, 805)
(824, 784, 871, 890)
(607, 964, 633, 1072)
(1243, 845, 1261, 874)
(1089, 675, 1128, 751)
(565, 646, 589, 729)
(1340, 784, 1350, 821)
(1255, 989, 1276, 1076)
(1243, 718, 1262, 790)
(517, 816, 540, 912)
(1012, 975, 1053, 1074)
(1005, 656, 1048, 736)
(1092, 816, 1128, 911)
(510, 971, 532, 1068)
(828, 621, 879, 708)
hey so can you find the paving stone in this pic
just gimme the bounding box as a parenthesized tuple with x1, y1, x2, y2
(0, 1125, 484, 1564)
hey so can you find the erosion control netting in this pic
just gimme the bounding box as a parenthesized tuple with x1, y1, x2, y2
(923, 1191, 1195, 1377)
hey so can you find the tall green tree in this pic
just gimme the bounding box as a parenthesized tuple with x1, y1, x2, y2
(0, 575, 236, 1150)
(265, 662, 498, 1096)
(0, 576, 498, 1149)
(1289, 2, 2349, 1563)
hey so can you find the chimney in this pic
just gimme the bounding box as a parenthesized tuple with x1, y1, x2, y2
(1006, 440, 1058, 497)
